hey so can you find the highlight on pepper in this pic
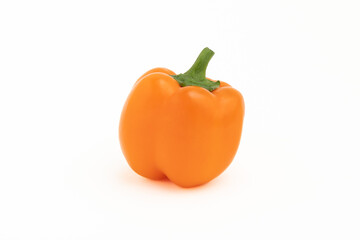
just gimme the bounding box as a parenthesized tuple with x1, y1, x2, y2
(119, 47, 245, 188)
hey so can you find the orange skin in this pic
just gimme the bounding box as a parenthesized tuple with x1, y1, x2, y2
(119, 68, 245, 188)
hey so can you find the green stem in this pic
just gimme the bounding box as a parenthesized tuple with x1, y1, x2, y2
(184, 48, 214, 78)
(171, 47, 220, 92)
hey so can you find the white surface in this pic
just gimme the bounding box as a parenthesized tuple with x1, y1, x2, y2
(1, 0, 359, 239)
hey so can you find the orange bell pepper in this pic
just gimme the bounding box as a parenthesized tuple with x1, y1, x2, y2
(119, 48, 245, 188)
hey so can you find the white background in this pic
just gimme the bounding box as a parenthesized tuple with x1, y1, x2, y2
(0, 0, 359, 239)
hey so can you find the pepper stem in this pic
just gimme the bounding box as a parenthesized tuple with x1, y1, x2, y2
(171, 47, 220, 92)
(184, 48, 214, 79)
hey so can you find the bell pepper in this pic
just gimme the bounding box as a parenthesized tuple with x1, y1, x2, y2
(119, 48, 245, 188)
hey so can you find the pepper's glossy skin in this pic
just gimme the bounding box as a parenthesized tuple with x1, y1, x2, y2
(119, 68, 245, 187)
